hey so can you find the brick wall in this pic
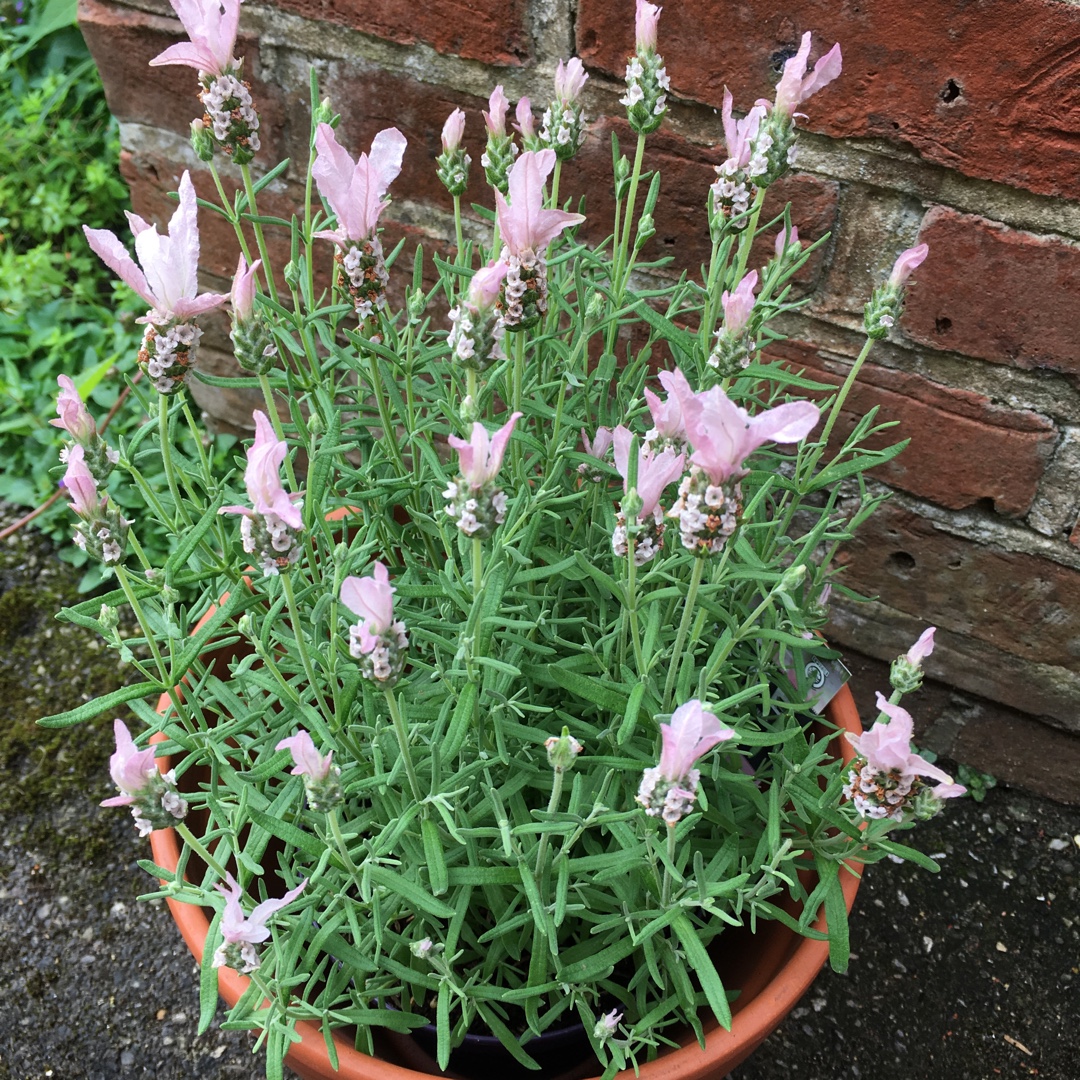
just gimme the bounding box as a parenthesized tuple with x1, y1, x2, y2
(78, 0, 1080, 802)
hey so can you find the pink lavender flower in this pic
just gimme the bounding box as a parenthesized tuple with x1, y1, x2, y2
(494, 151, 585, 329)
(229, 255, 277, 373)
(710, 89, 768, 224)
(578, 427, 614, 482)
(637, 700, 736, 825)
(483, 85, 511, 137)
(51, 376, 95, 444)
(593, 1009, 623, 1042)
(634, 0, 662, 52)
(447, 262, 507, 371)
(611, 425, 684, 564)
(276, 729, 342, 810)
(721, 88, 766, 170)
(83, 171, 226, 328)
(514, 96, 539, 146)
(312, 123, 407, 247)
(101, 719, 188, 834)
(148, 0, 240, 78)
(219, 411, 303, 575)
(906, 627, 936, 666)
(774, 224, 800, 258)
(721, 270, 757, 337)
(468, 261, 507, 310)
(773, 32, 843, 116)
(888, 243, 929, 288)
(230, 254, 260, 322)
(642, 368, 691, 451)
(213, 873, 307, 973)
(681, 384, 820, 486)
(555, 57, 588, 103)
(341, 563, 409, 685)
(495, 150, 585, 257)
(445, 413, 523, 537)
(63, 445, 102, 518)
(442, 108, 466, 152)
(844, 693, 965, 820)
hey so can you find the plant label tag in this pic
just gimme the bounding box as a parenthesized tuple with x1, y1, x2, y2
(800, 657, 851, 714)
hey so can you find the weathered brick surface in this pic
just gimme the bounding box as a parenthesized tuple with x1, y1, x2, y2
(79, 0, 287, 162)
(576, 0, 1080, 201)
(269, 0, 530, 65)
(829, 503, 1080, 701)
(902, 207, 1080, 377)
(770, 340, 1057, 516)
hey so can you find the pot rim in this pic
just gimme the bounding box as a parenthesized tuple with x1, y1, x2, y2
(149, 598, 862, 1080)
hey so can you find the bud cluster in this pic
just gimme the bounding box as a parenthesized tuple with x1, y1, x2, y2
(199, 69, 260, 164)
(863, 284, 904, 340)
(842, 758, 940, 822)
(612, 505, 666, 565)
(240, 509, 304, 576)
(139, 320, 203, 395)
(436, 144, 471, 197)
(499, 251, 548, 332)
(636, 766, 699, 826)
(230, 314, 278, 375)
(443, 476, 509, 539)
(126, 769, 189, 837)
(669, 469, 741, 556)
(337, 239, 390, 321)
(621, 50, 669, 136)
(540, 99, 586, 160)
(707, 328, 755, 376)
(61, 436, 118, 484)
(748, 111, 798, 188)
(447, 303, 505, 373)
(348, 618, 409, 687)
(481, 133, 517, 195)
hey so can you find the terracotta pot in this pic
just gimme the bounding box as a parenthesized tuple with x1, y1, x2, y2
(150, 610, 863, 1080)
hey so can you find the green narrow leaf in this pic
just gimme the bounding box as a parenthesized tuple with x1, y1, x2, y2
(422, 817, 449, 897)
(672, 914, 732, 1030)
(818, 858, 851, 973)
(367, 864, 456, 919)
(443, 681, 478, 761)
(617, 681, 647, 745)
(199, 907, 224, 1034)
(248, 808, 328, 861)
(37, 680, 162, 727)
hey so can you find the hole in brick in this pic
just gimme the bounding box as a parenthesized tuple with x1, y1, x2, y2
(770, 47, 799, 75)
(887, 551, 916, 575)
(663, 236, 676, 246)
(935, 317, 952, 334)
(940, 79, 962, 104)
(580, 28, 597, 52)
(947, 556, 963, 570)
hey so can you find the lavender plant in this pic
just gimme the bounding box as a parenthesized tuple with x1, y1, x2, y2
(43, 1, 965, 1076)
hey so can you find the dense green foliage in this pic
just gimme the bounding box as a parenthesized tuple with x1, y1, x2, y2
(0, 0, 143, 578)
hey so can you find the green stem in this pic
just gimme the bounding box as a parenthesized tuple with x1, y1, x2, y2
(472, 536, 483, 602)
(281, 571, 334, 727)
(626, 541, 645, 675)
(384, 687, 423, 803)
(208, 159, 253, 265)
(453, 194, 466, 269)
(159, 395, 193, 529)
(549, 159, 562, 211)
(731, 185, 768, 286)
(614, 133, 648, 298)
(533, 767, 565, 877)
(661, 825, 677, 906)
(175, 821, 231, 881)
(115, 563, 168, 683)
(699, 583, 785, 692)
(818, 336, 875, 450)
(240, 163, 278, 304)
(327, 808, 360, 879)
(663, 557, 705, 710)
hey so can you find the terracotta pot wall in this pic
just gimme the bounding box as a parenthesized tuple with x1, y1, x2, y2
(78, 0, 1080, 802)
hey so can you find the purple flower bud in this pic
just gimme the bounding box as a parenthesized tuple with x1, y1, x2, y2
(634, 0, 662, 53)
(63, 445, 101, 517)
(514, 96, 536, 139)
(888, 243, 929, 288)
(51, 376, 96, 444)
(905, 626, 936, 666)
(230, 254, 261, 323)
(483, 85, 510, 137)
(554, 57, 588, 104)
(441, 108, 466, 152)
(721, 270, 758, 337)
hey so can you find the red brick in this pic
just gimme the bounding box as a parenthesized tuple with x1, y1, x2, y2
(832, 502, 1080, 676)
(267, 0, 529, 65)
(567, 117, 838, 287)
(902, 207, 1080, 376)
(769, 340, 1057, 516)
(576, 0, 1080, 200)
(79, 0, 286, 162)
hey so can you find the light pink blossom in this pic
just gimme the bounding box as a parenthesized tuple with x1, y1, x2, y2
(99, 719, 157, 808)
(721, 270, 758, 336)
(676, 381, 820, 485)
(554, 57, 588, 103)
(448, 413, 523, 489)
(51, 376, 96, 443)
(214, 873, 306, 972)
(634, 0, 662, 52)
(312, 123, 407, 246)
(850, 693, 964, 795)
(276, 729, 334, 781)
(514, 96, 536, 140)
(468, 261, 508, 309)
(63, 445, 101, 517)
(494, 150, 585, 256)
(220, 410, 302, 529)
(775, 225, 800, 258)
(888, 243, 929, 288)
(441, 108, 466, 152)
(721, 87, 766, 169)
(230, 254, 261, 322)
(581, 427, 614, 460)
(643, 367, 692, 445)
(905, 627, 936, 666)
(483, 85, 511, 136)
(659, 700, 735, 781)
(612, 425, 684, 517)
(148, 0, 241, 78)
(340, 562, 398, 654)
(773, 32, 842, 116)
(83, 171, 227, 325)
